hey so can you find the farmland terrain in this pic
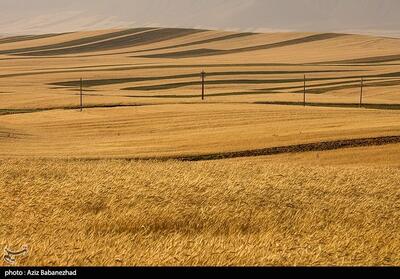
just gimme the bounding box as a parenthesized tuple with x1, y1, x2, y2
(0, 28, 399, 266)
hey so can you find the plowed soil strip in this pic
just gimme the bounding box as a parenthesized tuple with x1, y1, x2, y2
(170, 136, 400, 161)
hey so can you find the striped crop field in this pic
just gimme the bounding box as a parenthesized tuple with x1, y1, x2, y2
(0, 27, 399, 266)
(1, 28, 400, 108)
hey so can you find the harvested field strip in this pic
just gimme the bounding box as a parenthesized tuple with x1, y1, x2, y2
(138, 33, 347, 58)
(123, 89, 400, 101)
(34, 63, 300, 72)
(49, 69, 360, 88)
(118, 71, 400, 91)
(255, 77, 400, 93)
(121, 75, 400, 91)
(32, 63, 133, 71)
(14, 28, 206, 56)
(123, 92, 278, 98)
(162, 136, 400, 161)
(139, 48, 226, 58)
(293, 79, 400, 94)
(131, 32, 256, 54)
(0, 33, 67, 45)
(0, 64, 314, 79)
(0, 28, 152, 55)
(326, 54, 400, 64)
(3, 102, 400, 118)
(124, 79, 303, 91)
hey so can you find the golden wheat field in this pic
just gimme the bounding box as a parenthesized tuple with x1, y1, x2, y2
(1, 27, 400, 266)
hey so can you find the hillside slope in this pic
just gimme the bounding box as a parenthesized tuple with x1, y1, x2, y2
(0, 28, 400, 158)
(0, 27, 400, 109)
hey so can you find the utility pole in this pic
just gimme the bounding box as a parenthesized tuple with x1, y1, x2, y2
(360, 77, 364, 108)
(303, 74, 306, 107)
(201, 70, 206, 101)
(80, 78, 83, 112)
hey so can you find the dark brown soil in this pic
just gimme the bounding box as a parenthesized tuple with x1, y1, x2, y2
(169, 136, 400, 161)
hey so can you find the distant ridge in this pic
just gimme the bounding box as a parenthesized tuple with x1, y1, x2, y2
(0, 0, 399, 37)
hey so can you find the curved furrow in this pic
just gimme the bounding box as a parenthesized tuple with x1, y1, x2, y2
(0, 33, 68, 45)
(161, 136, 400, 161)
(13, 28, 206, 56)
(121, 75, 400, 92)
(49, 69, 362, 88)
(138, 33, 347, 59)
(131, 32, 256, 54)
(0, 28, 152, 55)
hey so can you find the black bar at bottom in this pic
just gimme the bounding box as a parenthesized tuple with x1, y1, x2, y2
(1, 266, 398, 278)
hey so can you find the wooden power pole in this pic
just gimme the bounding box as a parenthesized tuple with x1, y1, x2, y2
(201, 71, 206, 100)
(303, 74, 306, 107)
(80, 78, 83, 112)
(360, 77, 364, 108)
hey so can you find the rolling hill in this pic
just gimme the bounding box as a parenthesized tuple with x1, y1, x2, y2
(0, 27, 399, 266)
(0, 27, 400, 108)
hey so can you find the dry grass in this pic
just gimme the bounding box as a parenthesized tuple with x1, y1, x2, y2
(1, 28, 400, 266)
(0, 157, 399, 266)
(1, 104, 400, 158)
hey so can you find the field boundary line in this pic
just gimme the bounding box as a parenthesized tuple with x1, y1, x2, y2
(57, 135, 400, 162)
(172, 136, 400, 161)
